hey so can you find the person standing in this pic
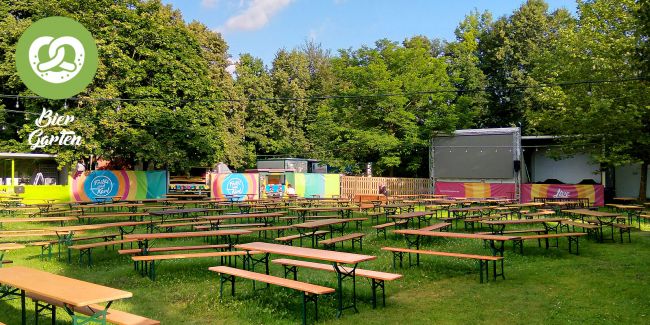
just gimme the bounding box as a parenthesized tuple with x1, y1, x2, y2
(378, 183, 388, 197)
(74, 159, 86, 179)
(286, 183, 297, 196)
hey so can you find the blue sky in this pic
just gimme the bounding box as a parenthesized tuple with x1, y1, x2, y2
(162, 0, 577, 66)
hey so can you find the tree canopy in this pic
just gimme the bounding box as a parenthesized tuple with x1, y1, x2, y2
(0, 0, 647, 190)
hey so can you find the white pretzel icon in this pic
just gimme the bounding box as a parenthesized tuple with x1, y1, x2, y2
(29, 36, 85, 84)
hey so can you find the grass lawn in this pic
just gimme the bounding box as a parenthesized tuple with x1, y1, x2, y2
(1, 209, 649, 324)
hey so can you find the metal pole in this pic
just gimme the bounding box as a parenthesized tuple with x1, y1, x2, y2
(11, 159, 15, 186)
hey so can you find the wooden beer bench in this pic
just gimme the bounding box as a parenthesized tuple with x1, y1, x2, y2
(133, 250, 253, 280)
(271, 258, 401, 308)
(319, 233, 365, 250)
(210, 265, 335, 325)
(381, 247, 503, 283)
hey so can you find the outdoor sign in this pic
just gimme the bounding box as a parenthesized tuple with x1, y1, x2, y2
(434, 182, 515, 199)
(210, 173, 259, 201)
(28, 108, 81, 150)
(16, 16, 98, 99)
(70, 170, 167, 202)
(434, 182, 604, 206)
(520, 184, 604, 206)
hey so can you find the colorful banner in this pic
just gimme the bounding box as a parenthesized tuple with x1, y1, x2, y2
(70, 170, 167, 202)
(434, 182, 515, 199)
(288, 173, 340, 198)
(521, 184, 604, 206)
(210, 173, 259, 201)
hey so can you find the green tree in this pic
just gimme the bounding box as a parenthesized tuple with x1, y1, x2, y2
(527, 0, 649, 200)
(328, 37, 456, 176)
(445, 10, 492, 128)
(0, 0, 231, 173)
(477, 0, 573, 129)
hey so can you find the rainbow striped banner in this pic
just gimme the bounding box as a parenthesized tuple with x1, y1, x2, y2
(70, 170, 167, 202)
(210, 173, 259, 201)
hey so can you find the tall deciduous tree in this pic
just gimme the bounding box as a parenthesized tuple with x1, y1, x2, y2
(527, 0, 649, 200)
(0, 0, 231, 173)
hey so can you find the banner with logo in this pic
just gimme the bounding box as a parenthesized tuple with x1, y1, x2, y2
(434, 182, 515, 199)
(520, 184, 604, 206)
(70, 170, 167, 202)
(210, 173, 259, 201)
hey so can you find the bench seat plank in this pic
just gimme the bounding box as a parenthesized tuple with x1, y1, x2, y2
(272, 258, 402, 281)
(69, 239, 138, 250)
(132, 250, 250, 261)
(319, 233, 365, 245)
(118, 244, 229, 255)
(381, 247, 503, 261)
(209, 266, 335, 295)
(28, 292, 160, 325)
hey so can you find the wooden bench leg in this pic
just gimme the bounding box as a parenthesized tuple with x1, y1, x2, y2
(283, 265, 298, 280)
(352, 237, 363, 251)
(370, 279, 385, 309)
(302, 292, 319, 325)
(568, 236, 580, 255)
(513, 240, 524, 255)
(478, 260, 488, 283)
(34, 299, 56, 325)
(391, 251, 405, 269)
(219, 273, 236, 302)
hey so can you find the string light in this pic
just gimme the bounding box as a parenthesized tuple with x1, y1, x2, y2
(0, 77, 642, 105)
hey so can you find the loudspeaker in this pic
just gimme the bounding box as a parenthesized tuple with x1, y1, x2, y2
(513, 160, 521, 172)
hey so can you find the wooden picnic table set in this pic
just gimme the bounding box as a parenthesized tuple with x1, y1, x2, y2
(0, 266, 159, 325)
(387, 211, 436, 229)
(292, 218, 357, 248)
(230, 241, 383, 322)
(562, 208, 631, 243)
(605, 204, 644, 227)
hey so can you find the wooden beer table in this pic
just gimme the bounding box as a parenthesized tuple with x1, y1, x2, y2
(125, 229, 250, 254)
(0, 266, 132, 325)
(387, 211, 436, 229)
(563, 209, 623, 242)
(293, 219, 353, 247)
(482, 217, 567, 234)
(149, 208, 207, 223)
(394, 230, 519, 257)
(235, 242, 375, 317)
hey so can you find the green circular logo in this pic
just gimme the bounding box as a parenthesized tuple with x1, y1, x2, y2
(16, 16, 98, 99)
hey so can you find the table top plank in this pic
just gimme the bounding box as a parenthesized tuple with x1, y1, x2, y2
(562, 209, 622, 218)
(394, 229, 519, 241)
(0, 243, 26, 250)
(124, 229, 250, 240)
(0, 266, 132, 306)
(482, 218, 567, 225)
(235, 241, 375, 264)
(293, 219, 349, 229)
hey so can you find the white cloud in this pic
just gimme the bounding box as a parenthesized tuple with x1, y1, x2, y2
(201, 0, 219, 9)
(221, 0, 293, 32)
(225, 57, 238, 76)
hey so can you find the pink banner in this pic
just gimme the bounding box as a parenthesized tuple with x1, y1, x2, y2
(520, 184, 604, 206)
(434, 182, 467, 198)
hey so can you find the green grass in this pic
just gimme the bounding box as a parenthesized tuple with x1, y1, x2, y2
(1, 210, 649, 324)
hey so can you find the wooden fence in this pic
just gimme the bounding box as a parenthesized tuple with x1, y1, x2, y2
(341, 176, 433, 197)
